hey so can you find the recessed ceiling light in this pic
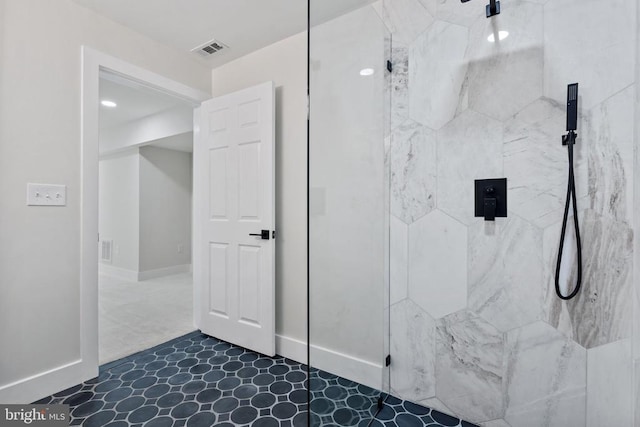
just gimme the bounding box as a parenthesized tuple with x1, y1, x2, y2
(359, 68, 375, 76)
(488, 31, 509, 42)
(101, 100, 117, 108)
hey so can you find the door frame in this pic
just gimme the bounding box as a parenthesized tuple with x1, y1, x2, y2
(80, 46, 210, 380)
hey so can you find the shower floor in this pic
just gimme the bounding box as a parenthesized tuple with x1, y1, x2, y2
(36, 331, 477, 427)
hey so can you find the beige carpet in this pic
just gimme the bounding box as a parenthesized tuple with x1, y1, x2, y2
(99, 272, 194, 364)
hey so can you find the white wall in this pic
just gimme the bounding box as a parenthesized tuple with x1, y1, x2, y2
(0, 0, 210, 402)
(211, 32, 308, 345)
(100, 106, 193, 154)
(139, 146, 192, 273)
(308, 6, 387, 385)
(99, 150, 140, 272)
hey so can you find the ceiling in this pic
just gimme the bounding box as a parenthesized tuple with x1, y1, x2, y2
(74, 0, 376, 68)
(99, 73, 194, 153)
(93, 1, 377, 153)
(99, 74, 192, 130)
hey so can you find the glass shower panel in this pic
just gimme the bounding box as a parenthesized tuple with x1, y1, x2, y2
(384, 0, 636, 425)
(308, 2, 391, 425)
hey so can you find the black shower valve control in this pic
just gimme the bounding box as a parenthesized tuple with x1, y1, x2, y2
(484, 199, 496, 221)
(474, 178, 507, 222)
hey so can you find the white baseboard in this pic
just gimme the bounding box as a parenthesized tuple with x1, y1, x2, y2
(276, 334, 383, 391)
(1, 334, 380, 403)
(0, 360, 91, 404)
(138, 264, 191, 281)
(98, 264, 138, 281)
(276, 334, 307, 364)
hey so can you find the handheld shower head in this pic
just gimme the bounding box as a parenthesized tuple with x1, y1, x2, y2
(566, 83, 578, 132)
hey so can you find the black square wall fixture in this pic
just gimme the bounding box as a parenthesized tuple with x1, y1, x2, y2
(475, 178, 507, 221)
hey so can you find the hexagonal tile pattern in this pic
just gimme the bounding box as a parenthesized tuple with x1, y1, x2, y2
(390, 45, 410, 131)
(435, 0, 484, 28)
(585, 85, 635, 225)
(543, 209, 632, 349)
(436, 109, 503, 225)
(419, 397, 454, 417)
(416, 0, 436, 17)
(466, 0, 544, 121)
(390, 119, 437, 223)
(468, 215, 543, 332)
(436, 310, 504, 423)
(390, 215, 408, 305)
(375, 0, 434, 45)
(586, 339, 633, 426)
(504, 322, 587, 427)
(36, 331, 479, 427)
(390, 300, 436, 401)
(541, 215, 579, 342)
(408, 210, 467, 318)
(544, 0, 635, 110)
(409, 21, 469, 130)
(504, 97, 588, 228)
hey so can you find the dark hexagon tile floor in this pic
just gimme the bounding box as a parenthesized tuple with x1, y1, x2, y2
(35, 331, 477, 427)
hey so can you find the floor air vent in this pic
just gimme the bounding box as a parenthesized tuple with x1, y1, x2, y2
(192, 39, 228, 57)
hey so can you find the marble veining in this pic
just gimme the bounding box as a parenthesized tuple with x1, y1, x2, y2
(504, 322, 586, 427)
(436, 310, 504, 423)
(435, 0, 484, 28)
(563, 210, 632, 348)
(503, 387, 586, 427)
(390, 300, 437, 402)
(503, 98, 589, 228)
(376, 0, 435, 45)
(409, 20, 469, 130)
(468, 215, 543, 332)
(436, 109, 503, 225)
(390, 46, 410, 130)
(543, 209, 633, 348)
(585, 85, 635, 224)
(390, 119, 437, 223)
(381, 0, 637, 423)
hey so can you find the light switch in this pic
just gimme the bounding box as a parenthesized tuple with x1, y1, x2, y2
(27, 183, 66, 206)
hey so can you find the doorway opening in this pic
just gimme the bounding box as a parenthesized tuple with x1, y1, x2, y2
(81, 48, 210, 376)
(97, 71, 196, 364)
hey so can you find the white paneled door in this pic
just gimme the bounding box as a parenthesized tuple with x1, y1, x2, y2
(194, 81, 275, 356)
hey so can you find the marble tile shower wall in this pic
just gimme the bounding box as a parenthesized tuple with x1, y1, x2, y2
(375, 0, 637, 425)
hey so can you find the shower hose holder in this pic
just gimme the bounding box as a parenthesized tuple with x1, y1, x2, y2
(562, 130, 577, 146)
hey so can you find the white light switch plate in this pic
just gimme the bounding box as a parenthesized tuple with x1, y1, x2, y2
(27, 183, 67, 206)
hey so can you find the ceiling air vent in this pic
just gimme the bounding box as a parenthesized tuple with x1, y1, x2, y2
(192, 39, 228, 57)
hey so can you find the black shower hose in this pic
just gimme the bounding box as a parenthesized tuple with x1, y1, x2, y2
(555, 131, 582, 300)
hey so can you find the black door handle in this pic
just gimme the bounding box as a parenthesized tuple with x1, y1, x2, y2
(249, 230, 270, 240)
